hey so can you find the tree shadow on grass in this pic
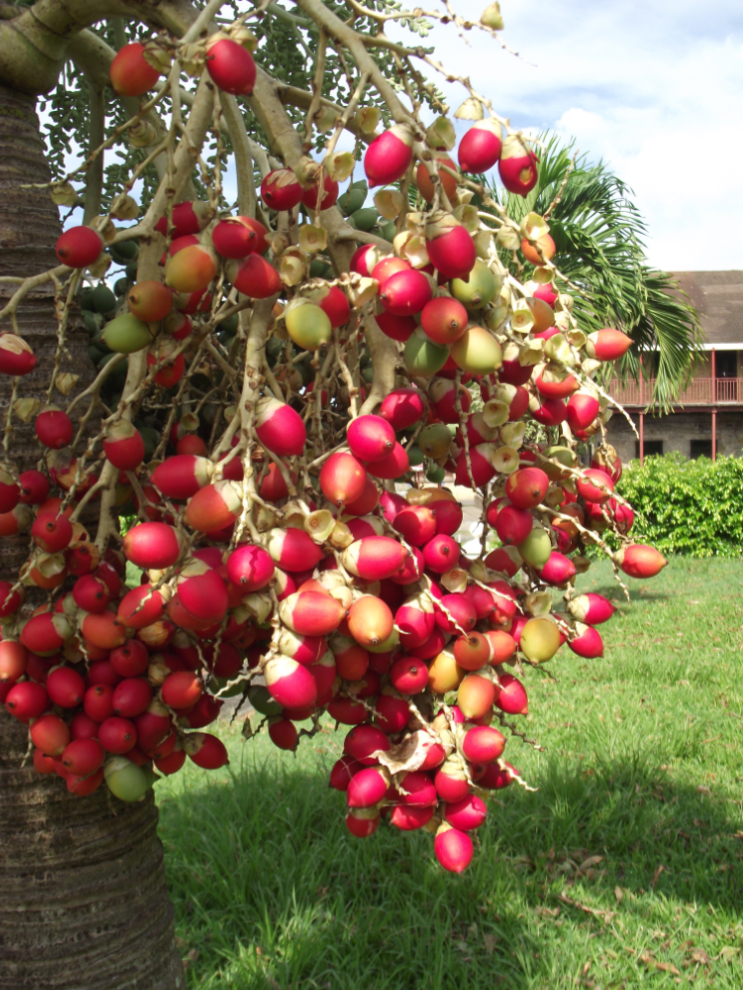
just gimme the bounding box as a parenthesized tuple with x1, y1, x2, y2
(157, 745, 743, 990)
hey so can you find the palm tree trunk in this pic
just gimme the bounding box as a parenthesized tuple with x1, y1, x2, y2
(0, 84, 184, 990)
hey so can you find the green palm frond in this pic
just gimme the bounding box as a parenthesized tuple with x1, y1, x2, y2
(483, 134, 702, 411)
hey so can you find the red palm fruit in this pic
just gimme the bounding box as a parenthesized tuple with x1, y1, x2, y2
(374, 312, 418, 342)
(494, 673, 528, 715)
(346, 810, 380, 837)
(498, 357, 535, 386)
(535, 370, 578, 400)
(127, 281, 172, 323)
(61, 737, 105, 775)
(396, 598, 435, 649)
(117, 584, 165, 630)
(258, 462, 288, 502)
(330, 755, 363, 790)
(86, 660, 121, 688)
(156, 748, 187, 775)
(316, 285, 350, 328)
(521, 232, 556, 265)
(483, 545, 522, 578)
(185, 694, 222, 729)
(484, 629, 516, 664)
(261, 168, 303, 210)
(5, 681, 48, 721)
(30, 712, 70, 757)
(346, 766, 389, 808)
(98, 716, 137, 754)
(0, 641, 26, 683)
(380, 269, 433, 317)
(577, 468, 614, 504)
(176, 569, 229, 626)
(267, 716, 298, 751)
(183, 732, 229, 769)
(206, 37, 256, 94)
(341, 536, 408, 581)
(533, 281, 559, 308)
(0, 333, 37, 376)
(457, 673, 495, 719)
(155, 200, 213, 238)
(539, 552, 576, 586)
(73, 574, 111, 613)
(393, 505, 436, 547)
(21, 612, 71, 656)
(300, 173, 339, 211)
(151, 454, 212, 499)
(103, 422, 145, 471)
(374, 694, 410, 734)
(364, 124, 414, 187)
(347, 595, 393, 648)
(568, 593, 615, 625)
(347, 414, 396, 463)
(375, 258, 410, 287)
(83, 684, 113, 722)
(227, 544, 274, 591)
(255, 396, 307, 456)
(435, 823, 473, 873)
(81, 611, 127, 651)
(161, 670, 203, 710)
(453, 444, 496, 487)
(33, 749, 56, 774)
(494, 504, 533, 546)
(165, 244, 217, 293)
(425, 219, 476, 281)
(420, 296, 468, 345)
(55, 226, 102, 268)
(279, 591, 346, 637)
(112, 678, 152, 718)
(330, 637, 368, 680)
(66, 767, 104, 796)
(592, 446, 623, 484)
(567, 391, 600, 432)
(416, 155, 458, 202)
(615, 544, 667, 578)
(147, 343, 185, 388)
(123, 522, 181, 569)
(185, 480, 242, 533)
(422, 534, 460, 574)
(134, 709, 170, 751)
(390, 805, 434, 831)
(0, 468, 19, 514)
(498, 134, 538, 196)
(265, 656, 317, 709)
(585, 328, 633, 361)
(479, 761, 516, 790)
(365, 442, 409, 480)
(110, 42, 160, 95)
(389, 655, 428, 694)
(344, 724, 390, 766)
(64, 542, 99, 579)
(464, 584, 499, 622)
(47, 666, 85, 708)
(212, 217, 256, 258)
(506, 467, 549, 509)
(344, 485, 378, 523)
(31, 513, 72, 553)
(453, 632, 491, 672)
(35, 408, 73, 449)
(569, 623, 604, 659)
(379, 387, 426, 430)
(379, 490, 408, 525)
(19, 470, 49, 505)
(432, 499, 463, 537)
(462, 725, 506, 764)
(531, 395, 567, 426)
(70, 711, 100, 740)
(327, 696, 367, 725)
(320, 452, 367, 507)
(436, 593, 477, 635)
(445, 793, 487, 831)
(458, 118, 503, 173)
(396, 770, 437, 807)
(278, 629, 325, 666)
(267, 527, 324, 572)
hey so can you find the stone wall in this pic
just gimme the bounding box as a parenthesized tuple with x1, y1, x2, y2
(606, 410, 743, 463)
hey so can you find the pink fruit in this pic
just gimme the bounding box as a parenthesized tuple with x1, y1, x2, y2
(615, 544, 667, 579)
(279, 590, 346, 637)
(320, 452, 367, 507)
(55, 226, 103, 268)
(31, 513, 72, 553)
(268, 717, 298, 751)
(30, 712, 70, 757)
(436, 593, 477, 635)
(227, 254, 282, 297)
(494, 673, 528, 715)
(498, 134, 538, 196)
(185, 481, 242, 534)
(389, 655, 428, 694)
(347, 595, 393, 648)
(568, 623, 604, 658)
(346, 766, 389, 808)
(206, 38, 256, 96)
(150, 454, 212, 500)
(539, 552, 576, 585)
(261, 168, 303, 211)
(117, 584, 165, 630)
(103, 422, 146, 470)
(112, 677, 152, 718)
(567, 593, 615, 625)
(396, 770, 437, 807)
(0, 333, 37, 376)
(374, 694, 410, 734)
(434, 823, 473, 873)
(264, 656, 317, 709)
(396, 598, 435, 648)
(420, 296, 469, 345)
(110, 42, 160, 96)
(394, 505, 437, 547)
(183, 732, 229, 769)
(375, 312, 418, 342)
(379, 387, 426, 430)
(462, 725, 506, 763)
(267, 527, 324, 572)
(422, 534, 460, 574)
(425, 221, 476, 281)
(364, 124, 413, 187)
(341, 536, 409, 581)
(585, 329, 633, 361)
(347, 414, 396, 463)
(567, 391, 600, 432)
(47, 666, 85, 708)
(390, 805, 434, 830)
(494, 504, 533, 546)
(577, 468, 614, 504)
(300, 174, 339, 211)
(255, 396, 307, 456)
(5, 680, 48, 721)
(123, 522, 181, 569)
(445, 794, 487, 831)
(227, 544, 274, 591)
(506, 467, 549, 509)
(458, 118, 503, 173)
(73, 574, 111, 613)
(380, 269, 432, 317)
(365, 442, 409, 481)
(344, 724, 390, 765)
(35, 409, 73, 449)
(346, 810, 380, 837)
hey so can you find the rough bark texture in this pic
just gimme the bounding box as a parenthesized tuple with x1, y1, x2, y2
(0, 85, 184, 990)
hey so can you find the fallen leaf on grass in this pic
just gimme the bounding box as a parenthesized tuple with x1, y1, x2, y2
(717, 946, 740, 963)
(557, 892, 614, 923)
(688, 949, 711, 966)
(535, 906, 560, 918)
(614, 887, 624, 905)
(650, 865, 665, 889)
(639, 953, 680, 976)
(483, 933, 497, 955)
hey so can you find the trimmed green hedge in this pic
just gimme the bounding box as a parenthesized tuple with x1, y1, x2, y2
(616, 453, 743, 557)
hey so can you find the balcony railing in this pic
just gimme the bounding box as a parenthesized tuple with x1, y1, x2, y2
(606, 377, 743, 407)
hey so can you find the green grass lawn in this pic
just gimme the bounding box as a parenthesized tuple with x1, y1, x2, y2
(157, 557, 743, 989)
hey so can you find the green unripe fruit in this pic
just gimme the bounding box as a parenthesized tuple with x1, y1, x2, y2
(285, 302, 332, 351)
(404, 329, 450, 378)
(520, 617, 561, 663)
(97, 353, 128, 389)
(109, 239, 139, 263)
(309, 259, 332, 278)
(339, 186, 366, 216)
(114, 277, 130, 297)
(125, 261, 138, 281)
(367, 628, 400, 654)
(88, 345, 105, 364)
(539, 445, 578, 481)
(518, 526, 552, 568)
(426, 465, 446, 483)
(248, 684, 282, 717)
(450, 260, 500, 311)
(349, 207, 378, 232)
(139, 426, 160, 460)
(83, 311, 101, 335)
(407, 445, 424, 467)
(79, 287, 95, 310)
(216, 313, 239, 335)
(104, 757, 148, 802)
(450, 325, 502, 375)
(102, 312, 151, 354)
(91, 284, 117, 315)
(381, 221, 397, 241)
(418, 422, 452, 459)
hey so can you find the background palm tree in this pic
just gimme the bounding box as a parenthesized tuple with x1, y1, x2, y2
(483, 135, 702, 410)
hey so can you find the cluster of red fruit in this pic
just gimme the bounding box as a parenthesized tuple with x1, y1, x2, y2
(0, 28, 669, 873)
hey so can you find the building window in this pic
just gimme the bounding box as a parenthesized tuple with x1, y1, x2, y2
(635, 440, 664, 458)
(716, 351, 738, 378)
(690, 439, 712, 459)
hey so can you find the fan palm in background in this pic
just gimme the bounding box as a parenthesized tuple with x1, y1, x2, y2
(483, 135, 702, 410)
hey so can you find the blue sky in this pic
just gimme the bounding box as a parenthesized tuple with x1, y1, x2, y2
(390, 0, 743, 271)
